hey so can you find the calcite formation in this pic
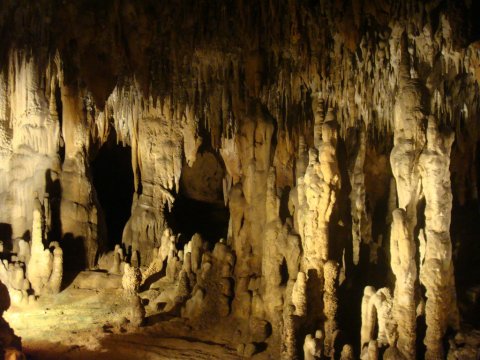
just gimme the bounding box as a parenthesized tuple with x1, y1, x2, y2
(390, 208, 417, 359)
(347, 120, 372, 265)
(418, 118, 459, 359)
(0, 194, 62, 309)
(0, 0, 479, 358)
(323, 260, 339, 357)
(360, 286, 395, 355)
(296, 113, 340, 271)
(303, 330, 323, 360)
(27, 197, 63, 296)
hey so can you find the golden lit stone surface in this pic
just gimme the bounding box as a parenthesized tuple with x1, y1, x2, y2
(0, 1, 478, 358)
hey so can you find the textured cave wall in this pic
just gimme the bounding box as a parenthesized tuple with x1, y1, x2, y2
(0, 0, 479, 357)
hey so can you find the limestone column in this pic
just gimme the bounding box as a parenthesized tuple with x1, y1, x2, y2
(418, 117, 459, 359)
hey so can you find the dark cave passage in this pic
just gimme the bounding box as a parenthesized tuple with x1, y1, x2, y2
(477, 141, 480, 210)
(166, 195, 229, 247)
(91, 135, 134, 249)
(166, 150, 229, 247)
(450, 141, 480, 329)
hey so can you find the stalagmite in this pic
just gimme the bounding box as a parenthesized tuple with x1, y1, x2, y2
(340, 344, 354, 360)
(323, 260, 339, 357)
(418, 117, 459, 359)
(360, 286, 395, 355)
(390, 209, 417, 359)
(175, 270, 190, 303)
(142, 228, 176, 281)
(26, 198, 50, 294)
(303, 331, 323, 360)
(25, 196, 62, 296)
(292, 271, 307, 317)
(189, 234, 204, 274)
(369, 341, 379, 360)
(262, 167, 300, 323)
(297, 113, 340, 272)
(107, 245, 124, 275)
(47, 246, 62, 294)
(281, 304, 298, 360)
(17, 241, 30, 264)
(128, 295, 145, 327)
(122, 263, 142, 296)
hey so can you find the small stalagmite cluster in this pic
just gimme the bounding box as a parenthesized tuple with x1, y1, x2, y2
(0, 0, 479, 358)
(0, 194, 62, 306)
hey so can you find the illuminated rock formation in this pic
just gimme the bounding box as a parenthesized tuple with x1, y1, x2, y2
(300, 114, 340, 267)
(0, 1, 477, 359)
(47, 245, 62, 294)
(323, 260, 339, 357)
(347, 120, 371, 265)
(390, 209, 417, 359)
(122, 263, 142, 296)
(59, 81, 103, 269)
(281, 304, 298, 360)
(107, 84, 183, 264)
(26, 197, 62, 296)
(340, 344, 355, 360)
(127, 295, 145, 327)
(292, 272, 307, 317)
(142, 227, 176, 282)
(360, 286, 395, 356)
(418, 118, 459, 359)
(303, 330, 323, 360)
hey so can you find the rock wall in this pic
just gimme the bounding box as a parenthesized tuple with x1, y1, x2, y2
(0, 0, 479, 358)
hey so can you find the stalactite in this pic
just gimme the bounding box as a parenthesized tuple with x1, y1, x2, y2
(390, 33, 425, 223)
(347, 120, 371, 265)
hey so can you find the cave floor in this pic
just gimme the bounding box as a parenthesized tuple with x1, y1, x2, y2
(4, 284, 245, 360)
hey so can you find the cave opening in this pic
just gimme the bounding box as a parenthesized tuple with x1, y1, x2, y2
(166, 150, 229, 248)
(91, 131, 134, 250)
(279, 258, 289, 286)
(167, 196, 229, 248)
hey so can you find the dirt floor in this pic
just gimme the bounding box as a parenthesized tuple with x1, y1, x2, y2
(4, 282, 246, 359)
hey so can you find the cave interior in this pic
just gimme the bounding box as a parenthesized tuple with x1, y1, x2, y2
(0, 1, 479, 359)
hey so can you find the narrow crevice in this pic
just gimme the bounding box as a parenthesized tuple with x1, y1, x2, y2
(91, 130, 134, 249)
